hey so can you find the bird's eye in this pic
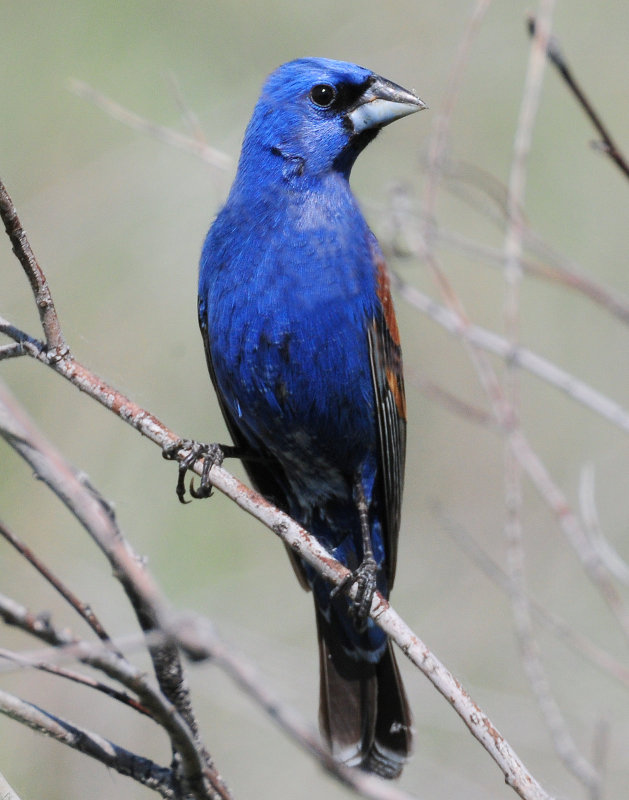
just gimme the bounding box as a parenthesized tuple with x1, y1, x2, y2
(309, 83, 336, 108)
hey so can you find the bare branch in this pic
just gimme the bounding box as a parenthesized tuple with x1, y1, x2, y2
(0, 688, 175, 798)
(0, 592, 71, 648)
(0, 383, 230, 800)
(0, 316, 46, 358)
(0, 645, 151, 717)
(527, 17, 629, 179)
(435, 509, 629, 690)
(0, 768, 23, 800)
(174, 616, 421, 800)
(387, 174, 629, 326)
(68, 79, 233, 171)
(421, 0, 493, 254)
(579, 465, 629, 584)
(0, 342, 27, 361)
(0, 519, 115, 646)
(409, 374, 496, 429)
(0, 141, 555, 798)
(501, 6, 601, 797)
(0, 180, 68, 352)
(392, 276, 629, 434)
(166, 71, 207, 145)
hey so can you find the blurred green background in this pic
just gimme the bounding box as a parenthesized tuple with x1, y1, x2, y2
(2, 1, 629, 798)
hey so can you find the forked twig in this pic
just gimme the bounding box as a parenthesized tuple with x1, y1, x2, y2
(528, 17, 629, 179)
(0, 520, 115, 647)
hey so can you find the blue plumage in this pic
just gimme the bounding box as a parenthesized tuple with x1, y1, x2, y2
(198, 58, 424, 777)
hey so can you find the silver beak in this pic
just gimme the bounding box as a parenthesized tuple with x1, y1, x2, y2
(348, 75, 426, 134)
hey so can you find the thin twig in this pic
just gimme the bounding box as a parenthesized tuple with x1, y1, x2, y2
(391, 276, 629, 434)
(0, 317, 47, 357)
(434, 509, 629, 691)
(421, 0, 493, 255)
(0, 592, 72, 648)
(0, 383, 230, 800)
(166, 71, 207, 145)
(0, 646, 151, 717)
(579, 465, 629, 584)
(388, 169, 629, 326)
(409, 374, 496, 429)
(0, 768, 23, 800)
(176, 616, 420, 800)
(503, 6, 600, 797)
(0, 688, 176, 799)
(0, 519, 116, 647)
(0, 181, 68, 353)
(0, 342, 26, 360)
(68, 79, 233, 171)
(527, 17, 629, 179)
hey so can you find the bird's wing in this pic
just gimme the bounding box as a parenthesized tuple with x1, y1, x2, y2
(198, 297, 311, 590)
(367, 240, 406, 588)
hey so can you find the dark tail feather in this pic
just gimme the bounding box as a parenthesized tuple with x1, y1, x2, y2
(316, 605, 412, 778)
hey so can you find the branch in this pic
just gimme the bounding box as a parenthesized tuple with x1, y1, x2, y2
(0, 177, 553, 798)
(527, 17, 629, 179)
(0, 644, 151, 718)
(1, 376, 550, 798)
(0, 383, 230, 800)
(391, 276, 629, 434)
(201, 622, 420, 800)
(502, 7, 600, 796)
(0, 768, 23, 800)
(0, 688, 175, 798)
(421, 0, 493, 247)
(0, 182, 68, 352)
(434, 510, 629, 691)
(0, 519, 115, 647)
(387, 170, 629, 326)
(68, 79, 233, 171)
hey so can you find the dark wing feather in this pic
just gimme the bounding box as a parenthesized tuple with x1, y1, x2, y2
(198, 298, 310, 590)
(367, 245, 406, 588)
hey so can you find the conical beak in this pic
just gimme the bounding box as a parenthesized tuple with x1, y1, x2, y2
(348, 75, 426, 134)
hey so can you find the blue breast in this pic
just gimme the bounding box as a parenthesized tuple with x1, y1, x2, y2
(200, 173, 379, 488)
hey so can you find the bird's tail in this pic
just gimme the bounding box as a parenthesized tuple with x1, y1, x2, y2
(315, 604, 412, 778)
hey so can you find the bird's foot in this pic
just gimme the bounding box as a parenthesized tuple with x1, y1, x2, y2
(331, 556, 378, 633)
(162, 439, 227, 504)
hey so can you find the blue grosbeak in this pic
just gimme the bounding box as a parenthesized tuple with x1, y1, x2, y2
(198, 58, 424, 777)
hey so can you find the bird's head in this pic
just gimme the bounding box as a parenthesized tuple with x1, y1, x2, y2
(238, 58, 425, 182)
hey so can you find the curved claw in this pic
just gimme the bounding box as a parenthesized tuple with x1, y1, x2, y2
(162, 439, 225, 504)
(331, 556, 378, 633)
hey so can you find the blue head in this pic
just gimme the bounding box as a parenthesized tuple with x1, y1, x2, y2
(235, 58, 425, 184)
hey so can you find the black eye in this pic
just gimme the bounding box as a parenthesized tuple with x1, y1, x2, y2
(310, 83, 336, 108)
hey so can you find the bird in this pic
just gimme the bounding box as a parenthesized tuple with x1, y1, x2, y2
(197, 57, 425, 778)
